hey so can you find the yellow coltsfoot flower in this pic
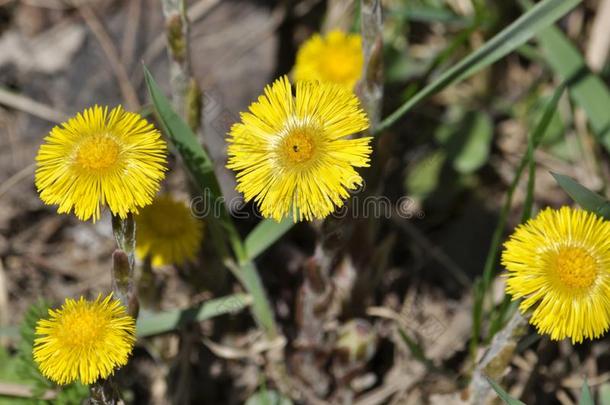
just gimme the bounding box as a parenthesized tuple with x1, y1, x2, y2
(502, 206, 610, 343)
(135, 195, 204, 266)
(227, 76, 371, 222)
(294, 30, 363, 89)
(35, 105, 167, 222)
(33, 294, 136, 385)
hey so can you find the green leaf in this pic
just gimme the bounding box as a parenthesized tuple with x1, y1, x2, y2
(375, 0, 581, 134)
(519, 0, 610, 151)
(600, 383, 610, 405)
(486, 377, 527, 405)
(404, 150, 446, 199)
(436, 110, 493, 174)
(579, 378, 594, 405)
(137, 294, 251, 337)
(245, 389, 293, 405)
(143, 66, 222, 205)
(453, 112, 493, 173)
(245, 218, 294, 260)
(551, 173, 610, 219)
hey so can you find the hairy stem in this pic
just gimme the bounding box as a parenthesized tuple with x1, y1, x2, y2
(159, 0, 202, 133)
(111, 214, 138, 317)
(359, 0, 383, 128)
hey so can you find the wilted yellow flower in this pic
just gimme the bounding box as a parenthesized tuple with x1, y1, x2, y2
(33, 294, 136, 385)
(35, 105, 167, 222)
(294, 30, 363, 89)
(227, 76, 370, 222)
(135, 195, 204, 266)
(502, 206, 610, 343)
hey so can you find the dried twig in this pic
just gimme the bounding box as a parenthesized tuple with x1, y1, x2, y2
(0, 88, 68, 123)
(587, 0, 610, 71)
(0, 163, 35, 201)
(135, 0, 221, 85)
(469, 310, 528, 404)
(323, 0, 355, 33)
(121, 0, 142, 71)
(159, 0, 195, 123)
(0, 382, 56, 400)
(78, 4, 140, 111)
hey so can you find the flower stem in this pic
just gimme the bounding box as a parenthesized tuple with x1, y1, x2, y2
(88, 378, 124, 405)
(88, 215, 139, 404)
(359, 0, 384, 128)
(111, 214, 138, 317)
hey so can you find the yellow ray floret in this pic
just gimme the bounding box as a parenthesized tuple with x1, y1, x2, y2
(135, 195, 204, 266)
(502, 206, 610, 343)
(35, 105, 167, 222)
(226, 76, 371, 222)
(33, 294, 136, 385)
(294, 30, 363, 89)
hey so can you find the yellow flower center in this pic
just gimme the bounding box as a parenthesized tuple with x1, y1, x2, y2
(280, 127, 317, 164)
(148, 209, 187, 237)
(60, 311, 106, 348)
(76, 135, 120, 171)
(553, 246, 597, 289)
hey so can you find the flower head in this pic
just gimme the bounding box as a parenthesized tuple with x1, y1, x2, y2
(35, 105, 167, 222)
(227, 76, 370, 222)
(294, 30, 363, 89)
(33, 294, 136, 385)
(135, 195, 204, 266)
(502, 206, 610, 343)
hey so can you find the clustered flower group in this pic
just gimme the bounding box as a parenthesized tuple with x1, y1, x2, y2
(30, 26, 610, 391)
(32, 30, 369, 386)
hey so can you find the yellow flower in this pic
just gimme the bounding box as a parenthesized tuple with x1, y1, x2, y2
(135, 195, 204, 266)
(502, 206, 610, 343)
(226, 76, 370, 222)
(294, 30, 364, 89)
(33, 294, 136, 385)
(35, 105, 167, 222)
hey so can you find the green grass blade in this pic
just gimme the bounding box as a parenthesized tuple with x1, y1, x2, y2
(143, 66, 222, 203)
(486, 377, 527, 405)
(144, 64, 246, 258)
(579, 378, 594, 405)
(519, 1, 610, 150)
(522, 84, 565, 222)
(471, 84, 564, 360)
(235, 262, 278, 335)
(600, 383, 610, 405)
(245, 218, 294, 261)
(375, 0, 581, 134)
(552, 173, 610, 219)
(137, 294, 251, 337)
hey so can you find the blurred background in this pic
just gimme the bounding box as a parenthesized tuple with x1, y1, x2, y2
(1, 0, 610, 404)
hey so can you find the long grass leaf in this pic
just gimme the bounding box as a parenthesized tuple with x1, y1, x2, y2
(137, 294, 251, 337)
(552, 173, 610, 219)
(486, 376, 527, 405)
(471, 84, 565, 359)
(519, 0, 610, 150)
(245, 218, 294, 261)
(579, 378, 594, 405)
(375, 0, 580, 134)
